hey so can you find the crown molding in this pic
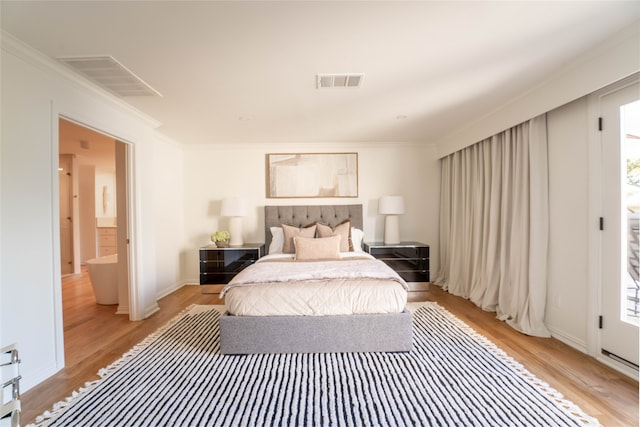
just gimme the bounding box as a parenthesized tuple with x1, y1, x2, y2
(435, 21, 640, 158)
(184, 140, 436, 151)
(1, 30, 162, 130)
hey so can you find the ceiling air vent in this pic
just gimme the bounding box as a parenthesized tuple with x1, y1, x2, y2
(316, 74, 364, 89)
(58, 55, 162, 98)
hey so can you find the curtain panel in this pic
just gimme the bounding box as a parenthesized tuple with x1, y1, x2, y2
(434, 115, 550, 337)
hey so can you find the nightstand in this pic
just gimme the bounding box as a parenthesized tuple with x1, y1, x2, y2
(199, 243, 265, 292)
(363, 241, 430, 282)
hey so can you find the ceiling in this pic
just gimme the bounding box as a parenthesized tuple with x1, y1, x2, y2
(59, 118, 116, 172)
(2, 1, 640, 146)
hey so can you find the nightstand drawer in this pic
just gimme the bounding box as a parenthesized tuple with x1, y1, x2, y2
(200, 256, 257, 274)
(199, 244, 264, 286)
(364, 241, 430, 283)
(380, 258, 428, 272)
(200, 271, 247, 285)
(369, 246, 428, 259)
(398, 270, 430, 282)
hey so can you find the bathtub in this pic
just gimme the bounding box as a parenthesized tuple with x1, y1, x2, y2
(86, 254, 118, 305)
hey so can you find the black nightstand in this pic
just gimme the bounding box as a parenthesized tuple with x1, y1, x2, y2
(363, 241, 430, 282)
(199, 243, 265, 292)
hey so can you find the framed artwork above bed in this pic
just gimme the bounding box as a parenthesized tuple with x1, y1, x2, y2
(266, 152, 358, 198)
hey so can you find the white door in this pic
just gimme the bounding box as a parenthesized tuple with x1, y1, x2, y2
(115, 140, 130, 314)
(59, 154, 74, 275)
(601, 79, 640, 370)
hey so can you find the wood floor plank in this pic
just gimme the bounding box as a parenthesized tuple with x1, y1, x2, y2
(21, 273, 638, 426)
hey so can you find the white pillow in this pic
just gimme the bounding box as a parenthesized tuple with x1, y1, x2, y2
(268, 226, 284, 254)
(351, 227, 364, 252)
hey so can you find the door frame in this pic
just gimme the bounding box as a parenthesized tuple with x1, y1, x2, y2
(54, 115, 141, 358)
(587, 72, 640, 379)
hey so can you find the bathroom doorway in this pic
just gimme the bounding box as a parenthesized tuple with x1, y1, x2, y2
(58, 118, 131, 361)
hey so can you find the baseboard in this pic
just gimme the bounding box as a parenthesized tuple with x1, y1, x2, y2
(546, 325, 588, 354)
(156, 281, 189, 300)
(115, 304, 129, 315)
(21, 360, 59, 393)
(596, 354, 639, 380)
(143, 302, 160, 319)
(548, 325, 639, 380)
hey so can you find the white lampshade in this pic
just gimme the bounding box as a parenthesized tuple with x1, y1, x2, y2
(221, 198, 247, 217)
(379, 196, 405, 244)
(221, 198, 247, 246)
(379, 196, 405, 215)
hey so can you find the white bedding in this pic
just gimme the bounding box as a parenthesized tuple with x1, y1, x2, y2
(222, 253, 408, 316)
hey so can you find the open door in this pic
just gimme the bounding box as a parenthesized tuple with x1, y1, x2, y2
(58, 154, 75, 275)
(115, 140, 130, 315)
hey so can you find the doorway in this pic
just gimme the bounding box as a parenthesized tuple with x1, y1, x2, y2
(600, 77, 640, 373)
(58, 118, 131, 360)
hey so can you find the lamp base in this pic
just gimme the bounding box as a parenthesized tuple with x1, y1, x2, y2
(384, 215, 400, 245)
(228, 216, 244, 246)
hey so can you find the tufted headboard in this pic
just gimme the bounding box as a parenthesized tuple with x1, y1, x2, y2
(264, 204, 363, 254)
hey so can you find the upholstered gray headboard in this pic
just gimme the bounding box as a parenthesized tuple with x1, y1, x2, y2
(264, 204, 363, 254)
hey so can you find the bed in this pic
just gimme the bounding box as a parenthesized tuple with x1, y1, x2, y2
(219, 204, 413, 354)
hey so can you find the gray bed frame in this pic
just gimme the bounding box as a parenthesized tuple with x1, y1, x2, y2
(219, 204, 413, 354)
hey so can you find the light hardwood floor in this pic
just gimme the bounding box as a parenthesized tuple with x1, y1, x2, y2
(22, 271, 639, 426)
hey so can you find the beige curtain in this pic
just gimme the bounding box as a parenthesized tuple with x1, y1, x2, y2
(434, 115, 550, 337)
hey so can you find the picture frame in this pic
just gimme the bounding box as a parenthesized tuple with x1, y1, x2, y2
(266, 152, 358, 198)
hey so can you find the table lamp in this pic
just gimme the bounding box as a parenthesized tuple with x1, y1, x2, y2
(379, 195, 405, 244)
(221, 198, 247, 246)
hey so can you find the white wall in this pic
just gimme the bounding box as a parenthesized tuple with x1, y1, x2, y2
(181, 142, 440, 283)
(0, 35, 185, 391)
(153, 136, 185, 298)
(546, 97, 590, 348)
(1, 41, 62, 391)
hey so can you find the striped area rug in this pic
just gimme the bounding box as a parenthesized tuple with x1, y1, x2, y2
(31, 303, 599, 427)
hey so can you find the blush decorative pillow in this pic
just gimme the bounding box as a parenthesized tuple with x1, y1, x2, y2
(282, 223, 317, 254)
(294, 235, 342, 261)
(316, 220, 352, 252)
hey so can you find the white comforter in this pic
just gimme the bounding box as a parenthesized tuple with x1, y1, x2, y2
(221, 253, 408, 316)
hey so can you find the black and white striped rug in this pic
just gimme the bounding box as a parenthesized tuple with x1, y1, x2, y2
(32, 303, 599, 427)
